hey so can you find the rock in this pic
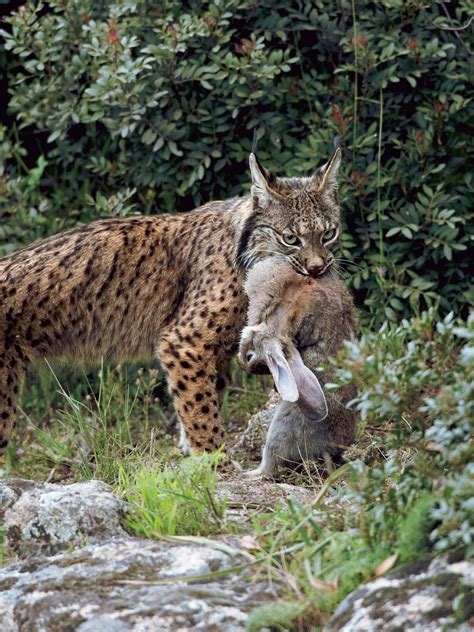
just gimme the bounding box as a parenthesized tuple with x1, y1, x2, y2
(0, 537, 274, 631)
(325, 553, 474, 632)
(0, 478, 128, 557)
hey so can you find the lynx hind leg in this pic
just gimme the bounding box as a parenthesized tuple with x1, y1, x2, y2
(0, 347, 25, 449)
(157, 329, 226, 453)
(177, 415, 191, 455)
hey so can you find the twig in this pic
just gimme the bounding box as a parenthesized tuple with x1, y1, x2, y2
(376, 88, 384, 261)
(440, 2, 472, 56)
(351, 0, 359, 153)
(438, 15, 473, 31)
(17, 404, 36, 430)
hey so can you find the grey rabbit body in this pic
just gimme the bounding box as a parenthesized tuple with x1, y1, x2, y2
(239, 258, 357, 477)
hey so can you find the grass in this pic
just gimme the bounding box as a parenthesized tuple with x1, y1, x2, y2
(118, 452, 228, 537)
(2, 361, 173, 484)
(3, 358, 270, 483)
(0, 313, 469, 630)
(220, 362, 273, 425)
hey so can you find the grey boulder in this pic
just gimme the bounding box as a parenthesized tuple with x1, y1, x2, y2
(0, 537, 273, 631)
(0, 478, 127, 557)
(325, 553, 474, 632)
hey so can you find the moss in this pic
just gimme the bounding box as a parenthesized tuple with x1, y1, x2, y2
(454, 588, 474, 623)
(446, 548, 466, 564)
(16, 559, 43, 574)
(0, 576, 16, 591)
(363, 585, 414, 613)
(247, 600, 311, 632)
(398, 494, 436, 563)
(389, 556, 432, 579)
(334, 567, 469, 629)
(426, 605, 452, 621)
(429, 572, 461, 591)
(54, 553, 103, 569)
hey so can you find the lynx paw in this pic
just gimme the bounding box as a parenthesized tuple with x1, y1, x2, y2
(216, 455, 243, 476)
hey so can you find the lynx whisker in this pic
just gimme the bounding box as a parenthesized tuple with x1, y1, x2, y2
(287, 254, 309, 276)
(331, 264, 347, 279)
(334, 258, 363, 272)
(240, 245, 286, 270)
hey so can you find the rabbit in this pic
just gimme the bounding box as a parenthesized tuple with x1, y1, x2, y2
(238, 258, 357, 477)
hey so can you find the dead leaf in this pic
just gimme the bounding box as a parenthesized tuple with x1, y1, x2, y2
(375, 553, 398, 577)
(309, 577, 339, 592)
(238, 535, 260, 551)
(425, 442, 442, 452)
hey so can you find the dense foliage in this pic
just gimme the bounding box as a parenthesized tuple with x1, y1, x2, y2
(251, 309, 473, 626)
(336, 309, 473, 557)
(1, 0, 472, 322)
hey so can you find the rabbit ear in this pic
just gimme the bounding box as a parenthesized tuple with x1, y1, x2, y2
(286, 348, 328, 421)
(264, 340, 299, 402)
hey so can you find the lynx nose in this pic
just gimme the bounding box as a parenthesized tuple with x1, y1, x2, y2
(307, 264, 326, 278)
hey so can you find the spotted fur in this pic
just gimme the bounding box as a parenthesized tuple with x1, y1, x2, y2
(0, 149, 343, 452)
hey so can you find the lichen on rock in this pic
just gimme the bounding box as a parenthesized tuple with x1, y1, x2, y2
(0, 537, 273, 631)
(325, 554, 474, 632)
(0, 478, 128, 557)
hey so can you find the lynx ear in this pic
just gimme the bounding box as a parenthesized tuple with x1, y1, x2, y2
(310, 147, 341, 197)
(249, 153, 284, 206)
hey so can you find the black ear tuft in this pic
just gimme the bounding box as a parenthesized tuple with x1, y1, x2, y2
(252, 128, 259, 155)
(251, 128, 275, 183)
(254, 155, 276, 185)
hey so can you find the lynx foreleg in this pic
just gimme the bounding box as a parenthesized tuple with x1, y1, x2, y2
(157, 329, 226, 453)
(215, 354, 232, 407)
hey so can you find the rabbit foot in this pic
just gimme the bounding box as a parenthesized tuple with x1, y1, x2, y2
(243, 465, 275, 479)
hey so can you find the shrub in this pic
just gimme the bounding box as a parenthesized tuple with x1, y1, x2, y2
(336, 309, 473, 554)
(1, 0, 472, 321)
(251, 310, 473, 619)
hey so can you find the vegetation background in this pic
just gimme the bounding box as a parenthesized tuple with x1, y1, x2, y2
(0, 1, 473, 628)
(1, 0, 472, 322)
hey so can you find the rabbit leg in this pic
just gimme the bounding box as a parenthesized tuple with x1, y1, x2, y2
(244, 410, 284, 478)
(244, 447, 280, 478)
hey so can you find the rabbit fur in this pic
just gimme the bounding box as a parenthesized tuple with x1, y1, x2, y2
(239, 258, 357, 477)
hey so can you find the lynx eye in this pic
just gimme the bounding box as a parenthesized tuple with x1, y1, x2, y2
(322, 228, 338, 242)
(282, 233, 301, 247)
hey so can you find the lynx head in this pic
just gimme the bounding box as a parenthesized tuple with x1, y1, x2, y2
(236, 148, 342, 277)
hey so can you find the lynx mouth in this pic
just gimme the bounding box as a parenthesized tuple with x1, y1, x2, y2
(304, 261, 334, 278)
(318, 262, 334, 277)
